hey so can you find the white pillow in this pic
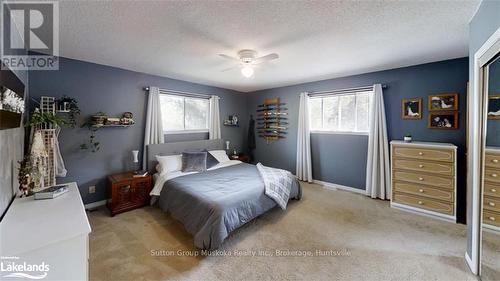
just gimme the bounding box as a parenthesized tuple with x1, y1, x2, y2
(209, 150, 230, 163)
(156, 154, 182, 174)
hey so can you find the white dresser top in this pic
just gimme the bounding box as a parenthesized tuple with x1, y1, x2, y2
(486, 146, 500, 153)
(0, 182, 91, 256)
(390, 140, 457, 149)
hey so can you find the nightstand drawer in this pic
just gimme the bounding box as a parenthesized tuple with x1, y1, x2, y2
(107, 172, 152, 216)
(393, 147, 454, 163)
(393, 193, 453, 215)
(484, 196, 500, 213)
(393, 159, 453, 176)
(484, 168, 500, 184)
(393, 171, 453, 189)
(393, 182, 454, 202)
(485, 153, 500, 169)
(485, 182, 500, 198)
(483, 210, 500, 227)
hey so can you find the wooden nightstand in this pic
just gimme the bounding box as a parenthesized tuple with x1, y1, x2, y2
(229, 154, 250, 163)
(107, 172, 152, 216)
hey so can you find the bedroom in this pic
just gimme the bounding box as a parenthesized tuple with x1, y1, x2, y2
(0, 0, 499, 280)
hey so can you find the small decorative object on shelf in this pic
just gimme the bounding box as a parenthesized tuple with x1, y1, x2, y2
(404, 134, 412, 143)
(257, 97, 288, 143)
(107, 172, 153, 216)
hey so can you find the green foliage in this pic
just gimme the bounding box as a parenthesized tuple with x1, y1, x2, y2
(28, 111, 68, 127)
(80, 121, 101, 153)
(58, 95, 81, 128)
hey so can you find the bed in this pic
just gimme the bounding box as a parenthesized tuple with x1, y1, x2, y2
(146, 140, 302, 250)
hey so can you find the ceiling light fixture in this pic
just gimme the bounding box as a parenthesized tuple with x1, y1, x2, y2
(241, 66, 254, 78)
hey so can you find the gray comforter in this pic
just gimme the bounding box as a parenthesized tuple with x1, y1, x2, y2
(158, 163, 301, 250)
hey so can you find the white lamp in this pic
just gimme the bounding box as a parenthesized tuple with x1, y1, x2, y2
(225, 141, 230, 150)
(132, 150, 139, 172)
(241, 66, 254, 78)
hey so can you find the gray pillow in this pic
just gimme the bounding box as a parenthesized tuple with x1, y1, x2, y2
(181, 152, 207, 173)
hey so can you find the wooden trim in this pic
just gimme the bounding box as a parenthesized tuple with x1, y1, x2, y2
(427, 111, 459, 129)
(487, 94, 500, 120)
(428, 93, 459, 111)
(401, 97, 422, 120)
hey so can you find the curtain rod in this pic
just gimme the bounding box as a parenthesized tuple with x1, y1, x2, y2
(308, 84, 388, 97)
(143, 87, 217, 100)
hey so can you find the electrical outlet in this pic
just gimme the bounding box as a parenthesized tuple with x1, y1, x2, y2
(89, 185, 96, 194)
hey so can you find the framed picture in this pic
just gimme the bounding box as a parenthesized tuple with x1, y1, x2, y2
(428, 93, 459, 111)
(487, 94, 500, 120)
(402, 98, 422, 119)
(428, 111, 459, 129)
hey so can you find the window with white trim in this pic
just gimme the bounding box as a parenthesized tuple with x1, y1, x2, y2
(159, 94, 209, 133)
(309, 91, 372, 134)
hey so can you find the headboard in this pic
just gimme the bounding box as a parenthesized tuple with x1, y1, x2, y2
(146, 139, 224, 171)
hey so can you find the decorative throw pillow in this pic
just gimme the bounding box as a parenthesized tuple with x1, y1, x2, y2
(203, 149, 219, 169)
(208, 150, 231, 163)
(181, 152, 207, 173)
(156, 154, 182, 174)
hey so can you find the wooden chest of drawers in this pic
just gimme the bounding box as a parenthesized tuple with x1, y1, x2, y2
(390, 141, 457, 222)
(107, 172, 153, 216)
(483, 148, 500, 231)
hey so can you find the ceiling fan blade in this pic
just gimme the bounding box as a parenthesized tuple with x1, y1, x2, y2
(221, 66, 239, 72)
(218, 54, 240, 61)
(254, 53, 279, 64)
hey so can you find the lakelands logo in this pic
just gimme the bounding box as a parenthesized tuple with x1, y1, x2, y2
(1, 256, 50, 279)
(1, 1, 59, 70)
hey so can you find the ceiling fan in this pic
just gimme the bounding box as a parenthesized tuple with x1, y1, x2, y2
(218, 49, 279, 78)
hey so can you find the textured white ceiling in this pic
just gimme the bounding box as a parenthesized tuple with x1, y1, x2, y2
(53, 0, 479, 92)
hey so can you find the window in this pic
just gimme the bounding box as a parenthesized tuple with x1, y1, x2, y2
(309, 91, 372, 134)
(159, 94, 209, 133)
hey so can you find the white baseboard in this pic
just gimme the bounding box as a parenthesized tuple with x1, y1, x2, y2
(465, 251, 477, 275)
(84, 200, 106, 210)
(312, 179, 366, 195)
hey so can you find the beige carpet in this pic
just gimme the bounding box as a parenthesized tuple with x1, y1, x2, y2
(88, 183, 478, 281)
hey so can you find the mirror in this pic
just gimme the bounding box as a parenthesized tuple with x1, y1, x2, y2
(481, 54, 500, 280)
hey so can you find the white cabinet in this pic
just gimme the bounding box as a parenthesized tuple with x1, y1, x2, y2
(0, 182, 91, 280)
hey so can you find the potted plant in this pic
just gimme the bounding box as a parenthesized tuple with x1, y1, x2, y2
(57, 95, 80, 128)
(28, 109, 68, 129)
(404, 134, 412, 143)
(18, 155, 35, 196)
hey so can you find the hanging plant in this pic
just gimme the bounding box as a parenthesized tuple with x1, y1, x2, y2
(57, 95, 81, 128)
(80, 119, 102, 153)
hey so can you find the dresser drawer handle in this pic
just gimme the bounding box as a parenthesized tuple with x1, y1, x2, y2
(418, 201, 423, 205)
(493, 159, 499, 163)
(492, 189, 497, 193)
(419, 189, 424, 193)
(418, 164, 424, 168)
(418, 177, 424, 181)
(492, 173, 498, 178)
(418, 152, 424, 156)
(489, 202, 496, 207)
(489, 217, 496, 221)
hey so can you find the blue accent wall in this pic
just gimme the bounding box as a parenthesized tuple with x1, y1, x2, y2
(486, 57, 500, 147)
(29, 56, 248, 204)
(466, 0, 500, 258)
(247, 57, 469, 222)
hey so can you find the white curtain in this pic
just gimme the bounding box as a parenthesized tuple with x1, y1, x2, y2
(366, 84, 391, 199)
(296, 92, 313, 182)
(143, 86, 164, 168)
(209, 95, 221, 139)
(54, 126, 67, 177)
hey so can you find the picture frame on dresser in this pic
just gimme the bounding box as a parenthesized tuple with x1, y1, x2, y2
(390, 141, 457, 222)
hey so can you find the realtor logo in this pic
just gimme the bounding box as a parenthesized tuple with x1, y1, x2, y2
(1, 1, 59, 70)
(1, 256, 50, 279)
